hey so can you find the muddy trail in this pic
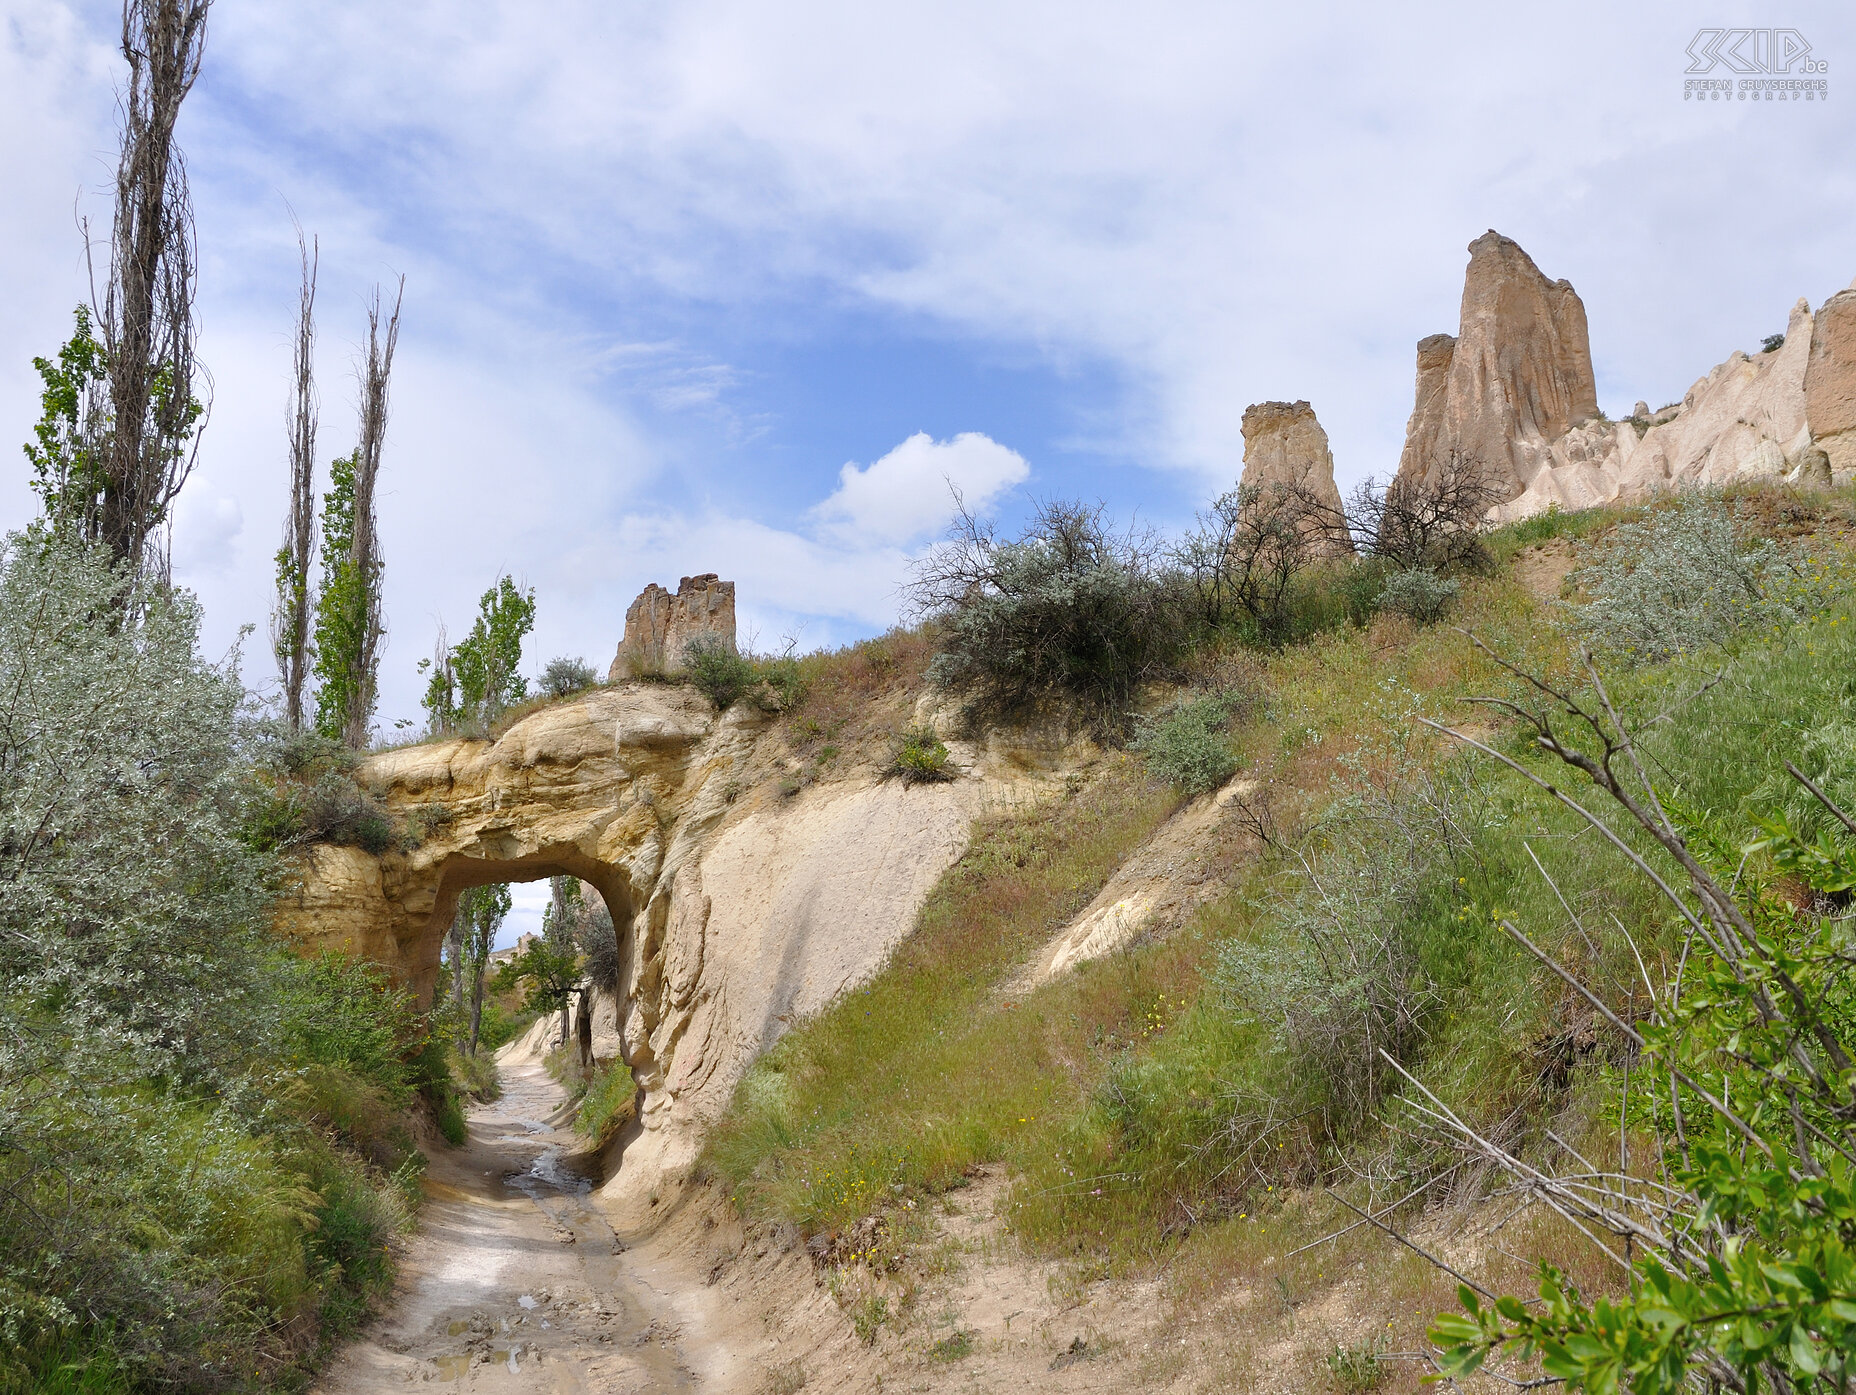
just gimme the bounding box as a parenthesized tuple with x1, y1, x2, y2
(312, 1061, 695, 1394)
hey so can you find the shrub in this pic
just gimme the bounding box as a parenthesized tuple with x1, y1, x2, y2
(280, 952, 421, 1105)
(0, 1060, 317, 1388)
(1213, 742, 1480, 1152)
(1130, 690, 1248, 795)
(1346, 452, 1503, 573)
(907, 498, 1187, 729)
(449, 1046, 501, 1102)
(1376, 566, 1461, 625)
(539, 654, 598, 698)
(755, 651, 808, 711)
(1569, 492, 1827, 661)
(682, 633, 756, 710)
(1174, 479, 1329, 646)
(298, 770, 396, 852)
(890, 725, 955, 784)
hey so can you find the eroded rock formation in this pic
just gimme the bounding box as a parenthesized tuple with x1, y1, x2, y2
(276, 681, 1078, 1197)
(1381, 232, 1853, 521)
(1239, 400, 1347, 551)
(1496, 298, 1826, 520)
(1808, 286, 1856, 480)
(1395, 231, 1598, 500)
(609, 574, 737, 680)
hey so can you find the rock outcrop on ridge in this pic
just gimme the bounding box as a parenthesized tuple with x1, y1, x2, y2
(1395, 231, 1599, 500)
(1239, 400, 1348, 552)
(1495, 297, 1826, 520)
(609, 574, 737, 680)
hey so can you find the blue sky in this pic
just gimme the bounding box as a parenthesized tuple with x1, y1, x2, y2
(4, 1, 1854, 734)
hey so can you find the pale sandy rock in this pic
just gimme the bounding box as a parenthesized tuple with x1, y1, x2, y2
(609, 574, 736, 680)
(277, 680, 1082, 1213)
(1396, 332, 1458, 488)
(1239, 400, 1348, 552)
(1019, 771, 1257, 987)
(1497, 298, 1817, 520)
(1807, 289, 1856, 482)
(1396, 231, 1597, 500)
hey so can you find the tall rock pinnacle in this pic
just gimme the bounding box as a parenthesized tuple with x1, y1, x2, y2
(1395, 231, 1598, 500)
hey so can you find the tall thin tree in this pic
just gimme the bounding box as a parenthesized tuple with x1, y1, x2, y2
(310, 280, 402, 748)
(93, 0, 212, 578)
(343, 280, 401, 749)
(272, 229, 318, 732)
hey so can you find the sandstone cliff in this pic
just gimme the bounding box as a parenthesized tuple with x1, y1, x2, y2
(1384, 234, 1854, 521)
(1808, 286, 1856, 480)
(1495, 297, 1826, 520)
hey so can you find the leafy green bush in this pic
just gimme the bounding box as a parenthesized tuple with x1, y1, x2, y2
(682, 633, 757, 710)
(280, 952, 420, 1103)
(890, 724, 955, 784)
(755, 651, 808, 711)
(908, 499, 1187, 729)
(1130, 690, 1248, 795)
(0, 534, 430, 1387)
(539, 654, 598, 698)
(1570, 493, 1828, 661)
(1376, 566, 1461, 625)
(0, 1062, 317, 1389)
(1429, 626, 1856, 1392)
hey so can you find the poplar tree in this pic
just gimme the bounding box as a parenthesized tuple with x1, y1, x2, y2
(272, 231, 317, 732)
(420, 574, 536, 735)
(310, 282, 401, 747)
(94, 0, 212, 579)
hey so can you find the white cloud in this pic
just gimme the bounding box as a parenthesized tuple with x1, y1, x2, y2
(811, 431, 1027, 546)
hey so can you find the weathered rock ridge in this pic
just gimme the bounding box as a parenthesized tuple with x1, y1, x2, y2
(1375, 234, 1855, 521)
(276, 682, 1078, 1197)
(609, 574, 736, 680)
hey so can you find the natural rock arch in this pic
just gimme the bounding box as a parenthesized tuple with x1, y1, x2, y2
(275, 681, 1061, 1197)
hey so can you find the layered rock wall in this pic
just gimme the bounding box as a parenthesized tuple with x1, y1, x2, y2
(1808, 287, 1856, 480)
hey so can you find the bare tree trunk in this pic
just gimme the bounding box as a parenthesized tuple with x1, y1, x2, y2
(95, 0, 212, 579)
(274, 229, 317, 730)
(576, 989, 593, 1072)
(446, 910, 467, 1011)
(337, 280, 402, 749)
(468, 934, 487, 1055)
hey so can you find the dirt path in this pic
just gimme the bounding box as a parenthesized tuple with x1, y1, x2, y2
(312, 1061, 696, 1394)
